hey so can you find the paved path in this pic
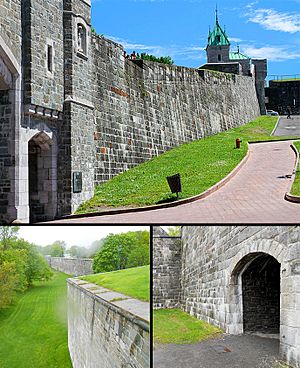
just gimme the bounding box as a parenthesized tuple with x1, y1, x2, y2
(50, 140, 300, 224)
(154, 335, 280, 368)
(273, 115, 300, 136)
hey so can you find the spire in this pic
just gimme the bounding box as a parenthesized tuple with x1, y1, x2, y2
(237, 44, 240, 53)
(215, 4, 218, 24)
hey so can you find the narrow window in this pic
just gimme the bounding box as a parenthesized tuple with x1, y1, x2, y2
(47, 45, 53, 73)
(216, 35, 221, 43)
(218, 54, 221, 61)
(77, 24, 87, 55)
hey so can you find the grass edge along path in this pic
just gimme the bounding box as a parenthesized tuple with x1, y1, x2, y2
(0, 271, 72, 368)
(153, 308, 222, 345)
(80, 265, 150, 302)
(76, 116, 294, 214)
(290, 140, 300, 196)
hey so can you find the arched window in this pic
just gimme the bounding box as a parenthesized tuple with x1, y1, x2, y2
(77, 24, 87, 55)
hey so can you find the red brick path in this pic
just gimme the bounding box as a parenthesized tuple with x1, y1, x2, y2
(52, 140, 300, 224)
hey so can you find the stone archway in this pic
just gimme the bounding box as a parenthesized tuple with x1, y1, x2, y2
(28, 131, 58, 223)
(242, 253, 280, 335)
(0, 35, 23, 223)
(230, 252, 281, 336)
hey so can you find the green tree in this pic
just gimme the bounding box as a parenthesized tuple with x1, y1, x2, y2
(166, 226, 181, 236)
(49, 241, 65, 257)
(69, 245, 88, 258)
(93, 231, 150, 273)
(0, 226, 20, 250)
(0, 249, 28, 308)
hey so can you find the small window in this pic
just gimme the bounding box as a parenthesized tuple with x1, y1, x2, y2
(47, 45, 53, 73)
(218, 54, 221, 62)
(216, 35, 221, 43)
(77, 24, 87, 55)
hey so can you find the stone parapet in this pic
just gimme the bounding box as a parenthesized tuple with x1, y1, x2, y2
(67, 278, 150, 368)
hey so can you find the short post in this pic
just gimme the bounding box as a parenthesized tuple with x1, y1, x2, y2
(236, 138, 241, 149)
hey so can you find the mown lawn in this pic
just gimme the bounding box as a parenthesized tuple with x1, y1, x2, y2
(290, 140, 300, 196)
(80, 265, 150, 302)
(0, 272, 72, 368)
(76, 116, 293, 213)
(153, 309, 222, 344)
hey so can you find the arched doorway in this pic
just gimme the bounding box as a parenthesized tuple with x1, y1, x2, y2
(230, 252, 281, 336)
(242, 253, 280, 335)
(28, 131, 57, 222)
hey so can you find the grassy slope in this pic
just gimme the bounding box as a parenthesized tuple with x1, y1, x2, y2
(154, 309, 222, 344)
(77, 116, 294, 213)
(81, 265, 150, 302)
(290, 141, 300, 196)
(0, 272, 72, 368)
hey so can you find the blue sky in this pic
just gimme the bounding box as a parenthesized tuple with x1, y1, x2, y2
(91, 0, 300, 80)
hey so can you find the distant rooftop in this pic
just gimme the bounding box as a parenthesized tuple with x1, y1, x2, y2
(229, 51, 249, 60)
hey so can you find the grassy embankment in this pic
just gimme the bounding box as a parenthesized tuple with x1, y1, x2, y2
(76, 116, 294, 214)
(0, 272, 72, 368)
(290, 141, 300, 196)
(81, 265, 150, 302)
(154, 309, 222, 345)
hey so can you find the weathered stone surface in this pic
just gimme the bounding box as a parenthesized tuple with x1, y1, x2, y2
(153, 226, 300, 368)
(68, 278, 150, 368)
(46, 256, 93, 276)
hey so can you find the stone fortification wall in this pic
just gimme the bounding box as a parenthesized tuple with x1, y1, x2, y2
(153, 227, 182, 309)
(47, 256, 93, 276)
(91, 35, 260, 184)
(0, 0, 22, 62)
(180, 226, 300, 368)
(68, 278, 150, 368)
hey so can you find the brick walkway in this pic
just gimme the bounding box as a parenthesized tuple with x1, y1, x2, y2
(51, 140, 300, 224)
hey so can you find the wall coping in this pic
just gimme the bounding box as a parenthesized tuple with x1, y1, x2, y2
(49, 256, 92, 261)
(67, 278, 150, 330)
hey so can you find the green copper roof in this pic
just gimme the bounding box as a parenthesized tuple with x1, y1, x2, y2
(207, 21, 230, 47)
(229, 51, 249, 60)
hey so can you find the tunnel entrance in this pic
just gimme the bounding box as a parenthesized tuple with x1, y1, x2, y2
(242, 253, 280, 334)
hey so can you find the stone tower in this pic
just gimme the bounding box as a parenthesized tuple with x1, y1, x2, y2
(62, 0, 95, 215)
(206, 9, 230, 63)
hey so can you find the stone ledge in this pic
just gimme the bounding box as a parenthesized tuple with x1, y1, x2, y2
(68, 278, 150, 328)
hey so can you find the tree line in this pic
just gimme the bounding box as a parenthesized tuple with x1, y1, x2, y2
(0, 227, 52, 309)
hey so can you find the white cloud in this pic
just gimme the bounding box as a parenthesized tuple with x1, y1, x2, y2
(105, 34, 205, 61)
(18, 226, 149, 248)
(243, 45, 300, 61)
(229, 37, 243, 43)
(247, 8, 300, 33)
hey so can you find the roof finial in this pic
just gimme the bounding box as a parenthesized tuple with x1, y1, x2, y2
(215, 4, 218, 23)
(237, 44, 240, 53)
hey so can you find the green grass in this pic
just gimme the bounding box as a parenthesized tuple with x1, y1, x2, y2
(271, 78, 300, 82)
(154, 309, 222, 344)
(290, 141, 300, 196)
(80, 265, 150, 302)
(76, 116, 294, 213)
(0, 272, 72, 368)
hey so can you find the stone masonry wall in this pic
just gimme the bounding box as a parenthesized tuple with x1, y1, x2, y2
(68, 278, 150, 368)
(91, 35, 260, 185)
(47, 256, 93, 276)
(153, 226, 182, 309)
(22, 0, 64, 111)
(180, 226, 300, 368)
(0, 90, 13, 223)
(0, 0, 22, 63)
